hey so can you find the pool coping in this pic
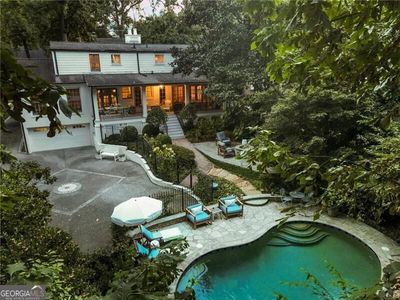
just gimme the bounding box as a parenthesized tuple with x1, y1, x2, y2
(169, 203, 400, 295)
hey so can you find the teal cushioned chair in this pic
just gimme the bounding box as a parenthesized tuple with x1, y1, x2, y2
(185, 203, 212, 229)
(134, 240, 160, 260)
(218, 195, 244, 218)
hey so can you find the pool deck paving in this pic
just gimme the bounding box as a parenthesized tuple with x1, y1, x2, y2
(168, 201, 400, 292)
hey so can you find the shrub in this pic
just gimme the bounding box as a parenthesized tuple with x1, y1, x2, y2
(104, 134, 122, 145)
(193, 172, 244, 205)
(146, 107, 168, 127)
(120, 126, 138, 142)
(142, 124, 160, 137)
(156, 133, 172, 145)
(171, 145, 196, 167)
(173, 103, 184, 113)
(179, 103, 197, 131)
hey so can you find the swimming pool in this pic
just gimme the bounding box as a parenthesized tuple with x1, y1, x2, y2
(177, 222, 381, 299)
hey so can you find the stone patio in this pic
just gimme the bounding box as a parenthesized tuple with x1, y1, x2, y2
(167, 201, 400, 292)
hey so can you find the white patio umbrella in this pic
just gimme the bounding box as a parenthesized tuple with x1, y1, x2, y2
(111, 196, 163, 226)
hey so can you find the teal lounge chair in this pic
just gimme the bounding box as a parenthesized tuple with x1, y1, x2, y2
(185, 203, 212, 229)
(139, 225, 162, 242)
(139, 225, 184, 243)
(218, 195, 244, 219)
(134, 240, 160, 260)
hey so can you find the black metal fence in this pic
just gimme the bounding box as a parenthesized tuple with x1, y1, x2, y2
(135, 136, 195, 187)
(150, 187, 199, 216)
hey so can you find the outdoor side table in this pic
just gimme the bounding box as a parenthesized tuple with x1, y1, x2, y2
(210, 207, 223, 221)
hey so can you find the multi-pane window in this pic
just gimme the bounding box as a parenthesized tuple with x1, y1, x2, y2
(32, 102, 46, 115)
(89, 54, 101, 71)
(121, 87, 132, 99)
(146, 86, 153, 98)
(111, 54, 121, 65)
(154, 54, 164, 64)
(190, 85, 206, 102)
(172, 85, 184, 103)
(67, 88, 82, 112)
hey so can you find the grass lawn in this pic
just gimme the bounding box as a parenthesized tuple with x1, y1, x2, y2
(197, 149, 263, 189)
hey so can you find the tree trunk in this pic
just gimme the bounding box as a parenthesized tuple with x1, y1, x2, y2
(59, 0, 67, 41)
(22, 39, 30, 58)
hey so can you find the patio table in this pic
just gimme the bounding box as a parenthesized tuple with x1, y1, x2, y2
(210, 207, 223, 221)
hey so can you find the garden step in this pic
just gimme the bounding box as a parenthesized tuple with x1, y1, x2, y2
(166, 115, 185, 140)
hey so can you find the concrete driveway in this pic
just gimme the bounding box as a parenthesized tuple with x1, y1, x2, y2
(3, 124, 164, 251)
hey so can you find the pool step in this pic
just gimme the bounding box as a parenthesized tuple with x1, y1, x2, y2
(267, 222, 329, 247)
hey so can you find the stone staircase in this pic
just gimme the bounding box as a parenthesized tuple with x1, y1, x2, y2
(167, 114, 185, 139)
(267, 222, 329, 246)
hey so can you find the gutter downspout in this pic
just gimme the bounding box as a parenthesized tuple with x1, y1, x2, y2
(136, 51, 140, 74)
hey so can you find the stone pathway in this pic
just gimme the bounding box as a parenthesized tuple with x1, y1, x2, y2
(173, 138, 260, 195)
(167, 202, 400, 292)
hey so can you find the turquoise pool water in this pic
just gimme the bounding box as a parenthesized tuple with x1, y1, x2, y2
(177, 222, 381, 299)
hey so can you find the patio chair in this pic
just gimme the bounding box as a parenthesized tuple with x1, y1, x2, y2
(218, 195, 244, 219)
(217, 141, 235, 158)
(216, 131, 231, 147)
(139, 225, 184, 243)
(134, 240, 160, 260)
(185, 203, 212, 229)
(280, 188, 293, 204)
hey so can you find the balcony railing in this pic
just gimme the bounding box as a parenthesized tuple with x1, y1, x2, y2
(99, 106, 143, 121)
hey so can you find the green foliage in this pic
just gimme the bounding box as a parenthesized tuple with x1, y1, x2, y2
(136, 11, 197, 44)
(104, 133, 123, 145)
(142, 124, 160, 137)
(179, 103, 197, 131)
(0, 46, 72, 135)
(146, 107, 168, 127)
(120, 126, 138, 143)
(266, 88, 375, 155)
(156, 133, 172, 146)
(223, 90, 278, 140)
(241, 129, 321, 194)
(322, 130, 400, 226)
(106, 240, 189, 299)
(8, 253, 82, 300)
(171, 145, 195, 166)
(193, 172, 244, 205)
(185, 116, 224, 143)
(174, 0, 269, 105)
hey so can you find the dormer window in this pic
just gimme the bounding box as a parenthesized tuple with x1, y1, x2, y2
(155, 54, 164, 64)
(89, 54, 101, 71)
(111, 54, 121, 65)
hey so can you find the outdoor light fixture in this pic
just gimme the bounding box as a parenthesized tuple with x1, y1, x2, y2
(211, 180, 219, 201)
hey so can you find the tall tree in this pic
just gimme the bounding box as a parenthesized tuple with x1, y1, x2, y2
(242, 0, 400, 116)
(108, 0, 143, 38)
(172, 0, 269, 105)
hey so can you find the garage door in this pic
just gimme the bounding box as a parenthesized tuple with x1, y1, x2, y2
(28, 124, 92, 153)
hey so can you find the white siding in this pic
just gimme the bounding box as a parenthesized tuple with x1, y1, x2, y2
(138, 53, 174, 73)
(56, 51, 139, 74)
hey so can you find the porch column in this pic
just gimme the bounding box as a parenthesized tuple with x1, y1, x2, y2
(184, 84, 190, 105)
(93, 123, 102, 145)
(141, 86, 147, 118)
(92, 88, 100, 122)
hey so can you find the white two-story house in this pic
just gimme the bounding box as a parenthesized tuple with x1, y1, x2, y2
(20, 30, 216, 153)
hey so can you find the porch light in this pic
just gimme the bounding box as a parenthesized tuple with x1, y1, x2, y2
(159, 85, 164, 88)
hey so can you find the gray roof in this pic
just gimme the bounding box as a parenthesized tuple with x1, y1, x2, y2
(16, 49, 55, 82)
(50, 41, 187, 53)
(56, 73, 207, 86)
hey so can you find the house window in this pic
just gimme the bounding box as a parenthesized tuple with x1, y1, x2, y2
(154, 54, 164, 64)
(111, 54, 121, 65)
(67, 89, 82, 112)
(32, 102, 46, 115)
(172, 85, 184, 103)
(121, 87, 132, 99)
(97, 88, 118, 109)
(190, 86, 196, 101)
(146, 86, 153, 98)
(89, 54, 101, 71)
(190, 85, 206, 102)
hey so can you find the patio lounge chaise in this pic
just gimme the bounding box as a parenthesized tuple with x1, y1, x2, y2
(134, 240, 160, 260)
(218, 195, 244, 218)
(186, 203, 212, 229)
(140, 225, 184, 243)
(216, 131, 231, 147)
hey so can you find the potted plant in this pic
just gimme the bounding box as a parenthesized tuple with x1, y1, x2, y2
(322, 192, 340, 217)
